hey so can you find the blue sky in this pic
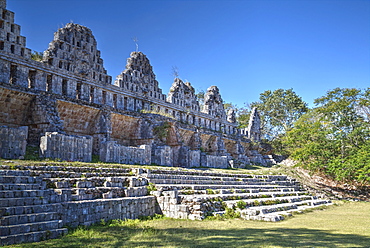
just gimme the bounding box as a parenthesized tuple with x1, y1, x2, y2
(8, 0, 370, 108)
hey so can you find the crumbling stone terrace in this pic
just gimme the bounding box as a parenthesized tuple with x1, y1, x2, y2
(0, 164, 332, 245)
(0, 0, 271, 167)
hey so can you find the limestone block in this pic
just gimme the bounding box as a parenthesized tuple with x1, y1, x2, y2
(153, 145, 173, 166)
(0, 126, 28, 159)
(40, 132, 92, 162)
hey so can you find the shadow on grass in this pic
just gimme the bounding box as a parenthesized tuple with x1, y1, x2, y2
(17, 224, 369, 248)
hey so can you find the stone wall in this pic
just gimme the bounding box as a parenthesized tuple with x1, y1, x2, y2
(0, 125, 27, 159)
(152, 145, 173, 166)
(0, 87, 34, 126)
(57, 101, 101, 136)
(167, 78, 200, 113)
(110, 113, 144, 145)
(61, 196, 156, 227)
(188, 150, 201, 167)
(99, 141, 151, 165)
(40, 132, 92, 162)
(154, 190, 190, 219)
(202, 154, 229, 168)
(0, 0, 274, 167)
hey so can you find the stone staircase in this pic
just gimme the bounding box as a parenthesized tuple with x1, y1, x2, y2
(0, 170, 67, 245)
(146, 169, 332, 221)
(0, 164, 332, 245)
(0, 165, 156, 246)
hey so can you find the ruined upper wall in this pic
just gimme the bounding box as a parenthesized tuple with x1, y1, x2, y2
(43, 23, 112, 84)
(114, 51, 166, 101)
(0, 0, 6, 9)
(0, 1, 31, 59)
(202, 86, 227, 120)
(248, 107, 261, 142)
(167, 78, 200, 112)
(0, 0, 259, 138)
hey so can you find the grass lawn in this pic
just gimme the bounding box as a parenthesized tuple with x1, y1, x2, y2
(6, 201, 370, 248)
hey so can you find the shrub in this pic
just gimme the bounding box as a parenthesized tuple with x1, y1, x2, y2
(224, 208, 241, 219)
(236, 200, 247, 209)
(146, 183, 157, 194)
(206, 189, 215, 194)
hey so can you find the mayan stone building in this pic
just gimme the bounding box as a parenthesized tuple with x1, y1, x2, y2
(0, 0, 272, 167)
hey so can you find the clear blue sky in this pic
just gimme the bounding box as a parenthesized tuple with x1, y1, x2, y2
(8, 0, 370, 108)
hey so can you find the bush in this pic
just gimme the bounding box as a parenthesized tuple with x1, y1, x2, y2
(206, 189, 215, 194)
(223, 208, 241, 219)
(146, 183, 157, 194)
(236, 200, 247, 209)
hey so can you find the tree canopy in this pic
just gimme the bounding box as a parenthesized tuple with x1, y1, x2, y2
(236, 87, 370, 186)
(284, 88, 370, 185)
(251, 88, 308, 139)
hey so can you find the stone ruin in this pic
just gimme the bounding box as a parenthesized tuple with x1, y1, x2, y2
(0, 164, 332, 245)
(0, 1, 333, 245)
(0, 0, 274, 166)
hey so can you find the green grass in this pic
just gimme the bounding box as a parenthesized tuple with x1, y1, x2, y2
(0, 158, 267, 175)
(7, 201, 370, 248)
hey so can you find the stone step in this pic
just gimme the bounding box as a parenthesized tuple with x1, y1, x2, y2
(0, 176, 43, 184)
(69, 186, 148, 200)
(0, 212, 60, 226)
(0, 196, 51, 207)
(0, 183, 45, 191)
(150, 178, 298, 187)
(148, 173, 292, 183)
(0, 170, 31, 176)
(243, 212, 286, 222)
(148, 169, 291, 180)
(0, 165, 132, 175)
(150, 178, 247, 185)
(0, 203, 62, 217)
(240, 199, 333, 222)
(0, 219, 64, 236)
(179, 188, 301, 195)
(239, 202, 300, 216)
(223, 195, 315, 209)
(248, 199, 331, 215)
(300, 199, 332, 207)
(178, 194, 314, 212)
(156, 184, 302, 191)
(185, 191, 309, 201)
(0, 228, 68, 246)
(45, 176, 134, 189)
(29, 170, 133, 179)
(210, 199, 333, 222)
(148, 174, 252, 181)
(0, 188, 57, 198)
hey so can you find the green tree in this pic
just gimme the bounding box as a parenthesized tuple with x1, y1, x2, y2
(314, 88, 369, 158)
(251, 89, 308, 139)
(223, 102, 238, 113)
(285, 88, 370, 185)
(236, 103, 252, 129)
(236, 89, 307, 155)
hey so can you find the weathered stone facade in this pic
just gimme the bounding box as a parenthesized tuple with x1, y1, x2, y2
(40, 132, 93, 162)
(0, 0, 273, 167)
(0, 126, 27, 159)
